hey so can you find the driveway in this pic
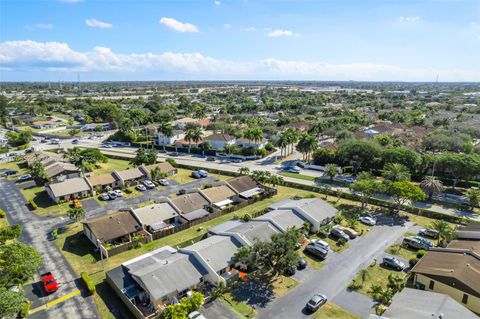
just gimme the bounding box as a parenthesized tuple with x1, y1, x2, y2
(201, 300, 240, 319)
(255, 218, 412, 319)
(0, 179, 99, 319)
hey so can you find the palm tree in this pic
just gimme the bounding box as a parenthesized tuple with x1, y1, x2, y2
(296, 133, 317, 161)
(200, 141, 212, 156)
(323, 164, 340, 181)
(238, 167, 250, 176)
(157, 121, 174, 152)
(369, 284, 383, 301)
(465, 188, 480, 211)
(184, 127, 203, 153)
(284, 128, 300, 155)
(276, 133, 289, 158)
(430, 220, 455, 247)
(359, 269, 370, 287)
(68, 207, 85, 221)
(268, 175, 284, 189)
(382, 163, 411, 182)
(420, 176, 444, 201)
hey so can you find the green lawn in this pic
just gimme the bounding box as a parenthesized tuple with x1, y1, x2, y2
(271, 275, 298, 297)
(279, 172, 316, 181)
(0, 161, 28, 180)
(169, 168, 196, 184)
(350, 263, 407, 297)
(93, 158, 132, 175)
(220, 293, 256, 319)
(385, 243, 417, 261)
(313, 303, 360, 319)
(322, 237, 350, 253)
(298, 244, 325, 270)
(20, 185, 72, 217)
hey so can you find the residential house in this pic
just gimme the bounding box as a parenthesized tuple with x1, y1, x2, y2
(80, 122, 111, 132)
(236, 138, 268, 149)
(156, 130, 185, 146)
(410, 240, 480, 313)
(142, 162, 177, 178)
(179, 209, 210, 223)
(226, 175, 264, 200)
(31, 120, 55, 129)
(377, 288, 477, 319)
(46, 177, 93, 203)
(456, 223, 480, 240)
(169, 192, 210, 214)
(87, 173, 121, 192)
(254, 208, 309, 233)
(209, 220, 280, 246)
(114, 167, 146, 187)
(44, 162, 80, 182)
(200, 183, 237, 209)
(25, 151, 67, 167)
(83, 211, 144, 248)
(267, 198, 338, 232)
(172, 118, 210, 130)
(131, 200, 180, 233)
(204, 134, 236, 150)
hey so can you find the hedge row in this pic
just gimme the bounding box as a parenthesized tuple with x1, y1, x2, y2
(81, 272, 96, 295)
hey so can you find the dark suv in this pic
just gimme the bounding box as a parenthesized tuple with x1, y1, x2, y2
(304, 243, 328, 259)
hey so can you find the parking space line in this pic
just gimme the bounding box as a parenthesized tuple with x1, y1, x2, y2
(29, 290, 81, 315)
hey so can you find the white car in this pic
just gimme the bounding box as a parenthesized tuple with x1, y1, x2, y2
(358, 216, 376, 226)
(158, 179, 169, 186)
(188, 311, 207, 319)
(143, 180, 155, 189)
(136, 184, 147, 191)
(100, 193, 110, 201)
(114, 189, 123, 197)
(310, 239, 330, 251)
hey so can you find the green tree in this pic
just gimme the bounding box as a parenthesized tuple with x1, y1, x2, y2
(161, 304, 187, 319)
(419, 176, 444, 201)
(184, 127, 203, 153)
(429, 220, 455, 247)
(349, 175, 384, 209)
(359, 268, 370, 286)
(0, 225, 22, 245)
(238, 167, 250, 176)
(436, 153, 480, 189)
(296, 133, 317, 161)
(68, 128, 80, 137)
(0, 287, 27, 318)
(28, 161, 50, 185)
(382, 163, 411, 182)
(68, 207, 85, 221)
(323, 164, 340, 181)
(386, 181, 425, 213)
(337, 140, 382, 174)
(369, 284, 383, 301)
(465, 188, 480, 211)
(150, 167, 166, 181)
(6, 130, 32, 147)
(157, 121, 174, 152)
(180, 292, 204, 313)
(0, 242, 42, 287)
(131, 148, 157, 166)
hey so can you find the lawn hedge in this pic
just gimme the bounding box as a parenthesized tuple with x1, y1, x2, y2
(81, 272, 96, 295)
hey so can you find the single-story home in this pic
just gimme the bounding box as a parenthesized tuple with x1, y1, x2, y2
(46, 177, 93, 203)
(236, 138, 268, 149)
(172, 118, 210, 130)
(114, 167, 146, 186)
(83, 211, 144, 248)
(267, 198, 338, 232)
(142, 162, 176, 178)
(204, 134, 236, 150)
(31, 120, 55, 129)
(131, 201, 180, 233)
(44, 162, 80, 182)
(87, 173, 121, 192)
(410, 240, 480, 314)
(209, 220, 280, 246)
(156, 130, 185, 146)
(169, 192, 210, 214)
(456, 222, 480, 240)
(200, 184, 237, 209)
(254, 208, 308, 233)
(25, 151, 66, 167)
(179, 209, 210, 223)
(226, 175, 264, 200)
(377, 288, 477, 319)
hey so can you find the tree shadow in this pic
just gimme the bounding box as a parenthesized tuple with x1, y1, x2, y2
(95, 280, 136, 319)
(231, 276, 276, 309)
(61, 231, 101, 261)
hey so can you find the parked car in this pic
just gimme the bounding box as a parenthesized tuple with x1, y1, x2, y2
(191, 171, 202, 179)
(178, 189, 187, 195)
(206, 156, 215, 161)
(286, 167, 301, 173)
(188, 311, 207, 319)
(414, 236, 434, 248)
(402, 236, 432, 250)
(143, 180, 155, 189)
(50, 139, 60, 145)
(3, 170, 18, 177)
(383, 256, 406, 271)
(100, 193, 110, 201)
(158, 179, 169, 186)
(330, 228, 350, 241)
(304, 243, 328, 259)
(170, 152, 179, 156)
(419, 228, 439, 239)
(114, 189, 123, 197)
(41, 272, 59, 294)
(108, 191, 117, 200)
(72, 139, 79, 144)
(72, 199, 82, 208)
(231, 158, 243, 163)
(198, 170, 208, 178)
(136, 184, 147, 191)
(358, 216, 376, 226)
(310, 239, 330, 251)
(306, 293, 327, 312)
(16, 174, 32, 183)
(334, 226, 358, 239)
(285, 265, 297, 276)
(296, 255, 308, 270)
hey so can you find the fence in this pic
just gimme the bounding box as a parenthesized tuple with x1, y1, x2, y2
(103, 235, 150, 258)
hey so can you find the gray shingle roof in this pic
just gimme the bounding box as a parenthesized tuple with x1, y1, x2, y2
(132, 202, 179, 227)
(47, 177, 91, 198)
(224, 221, 280, 245)
(170, 192, 210, 213)
(255, 209, 306, 231)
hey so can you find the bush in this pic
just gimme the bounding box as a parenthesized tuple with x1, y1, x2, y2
(19, 301, 30, 318)
(416, 250, 426, 258)
(409, 258, 418, 268)
(203, 184, 212, 189)
(166, 158, 177, 166)
(0, 209, 5, 218)
(265, 142, 274, 152)
(124, 188, 133, 194)
(242, 214, 252, 222)
(29, 200, 37, 210)
(317, 229, 328, 239)
(81, 272, 96, 295)
(337, 238, 347, 246)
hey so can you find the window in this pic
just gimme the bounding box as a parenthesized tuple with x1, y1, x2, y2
(429, 280, 434, 290)
(462, 294, 468, 304)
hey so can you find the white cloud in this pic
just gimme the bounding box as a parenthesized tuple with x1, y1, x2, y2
(26, 24, 54, 30)
(0, 40, 479, 81)
(214, 1, 221, 5)
(267, 29, 295, 37)
(85, 18, 113, 29)
(159, 17, 199, 33)
(398, 16, 421, 23)
(224, 23, 231, 28)
(243, 27, 257, 32)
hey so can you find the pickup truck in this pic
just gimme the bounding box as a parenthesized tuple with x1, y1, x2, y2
(41, 272, 59, 293)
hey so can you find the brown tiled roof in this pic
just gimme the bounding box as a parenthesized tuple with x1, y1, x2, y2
(47, 177, 91, 198)
(447, 240, 480, 254)
(411, 250, 480, 298)
(44, 162, 79, 178)
(205, 134, 235, 142)
(144, 162, 175, 174)
(83, 211, 142, 243)
(116, 167, 145, 181)
(201, 185, 236, 203)
(88, 173, 118, 186)
(227, 176, 258, 193)
(25, 151, 66, 166)
(170, 192, 210, 213)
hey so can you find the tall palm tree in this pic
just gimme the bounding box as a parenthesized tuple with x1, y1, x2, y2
(284, 128, 300, 155)
(420, 176, 444, 201)
(324, 164, 340, 181)
(184, 127, 203, 153)
(157, 121, 174, 152)
(276, 133, 289, 158)
(430, 220, 455, 247)
(382, 163, 411, 182)
(238, 167, 250, 176)
(296, 133, 317, 162)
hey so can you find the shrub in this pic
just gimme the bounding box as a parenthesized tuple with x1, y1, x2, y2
(19, 301, 30, 318)
(242, 214, 252, 222)
(337, 238, 347, 246)
(203, 184, 212, 189)
(0, 209, 5, 218)
(29, 200, 37, 210)
(124, 188, 133, 194)
(81, 272, 96, 294)
(409, 258, 418, 268)
(416, 250, 426, 258)
(265, 142, 274, 152)
(166, 158, 177, 166)
(317, 229, 328, 239)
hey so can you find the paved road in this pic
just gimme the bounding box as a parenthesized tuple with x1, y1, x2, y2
(0, 179, 99, 319)
(256, 217, 412, 319)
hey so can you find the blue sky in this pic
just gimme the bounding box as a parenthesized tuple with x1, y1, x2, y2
(0, 0, 479, 81)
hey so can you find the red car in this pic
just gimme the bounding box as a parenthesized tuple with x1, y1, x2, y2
(41, 272, 59, 293)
